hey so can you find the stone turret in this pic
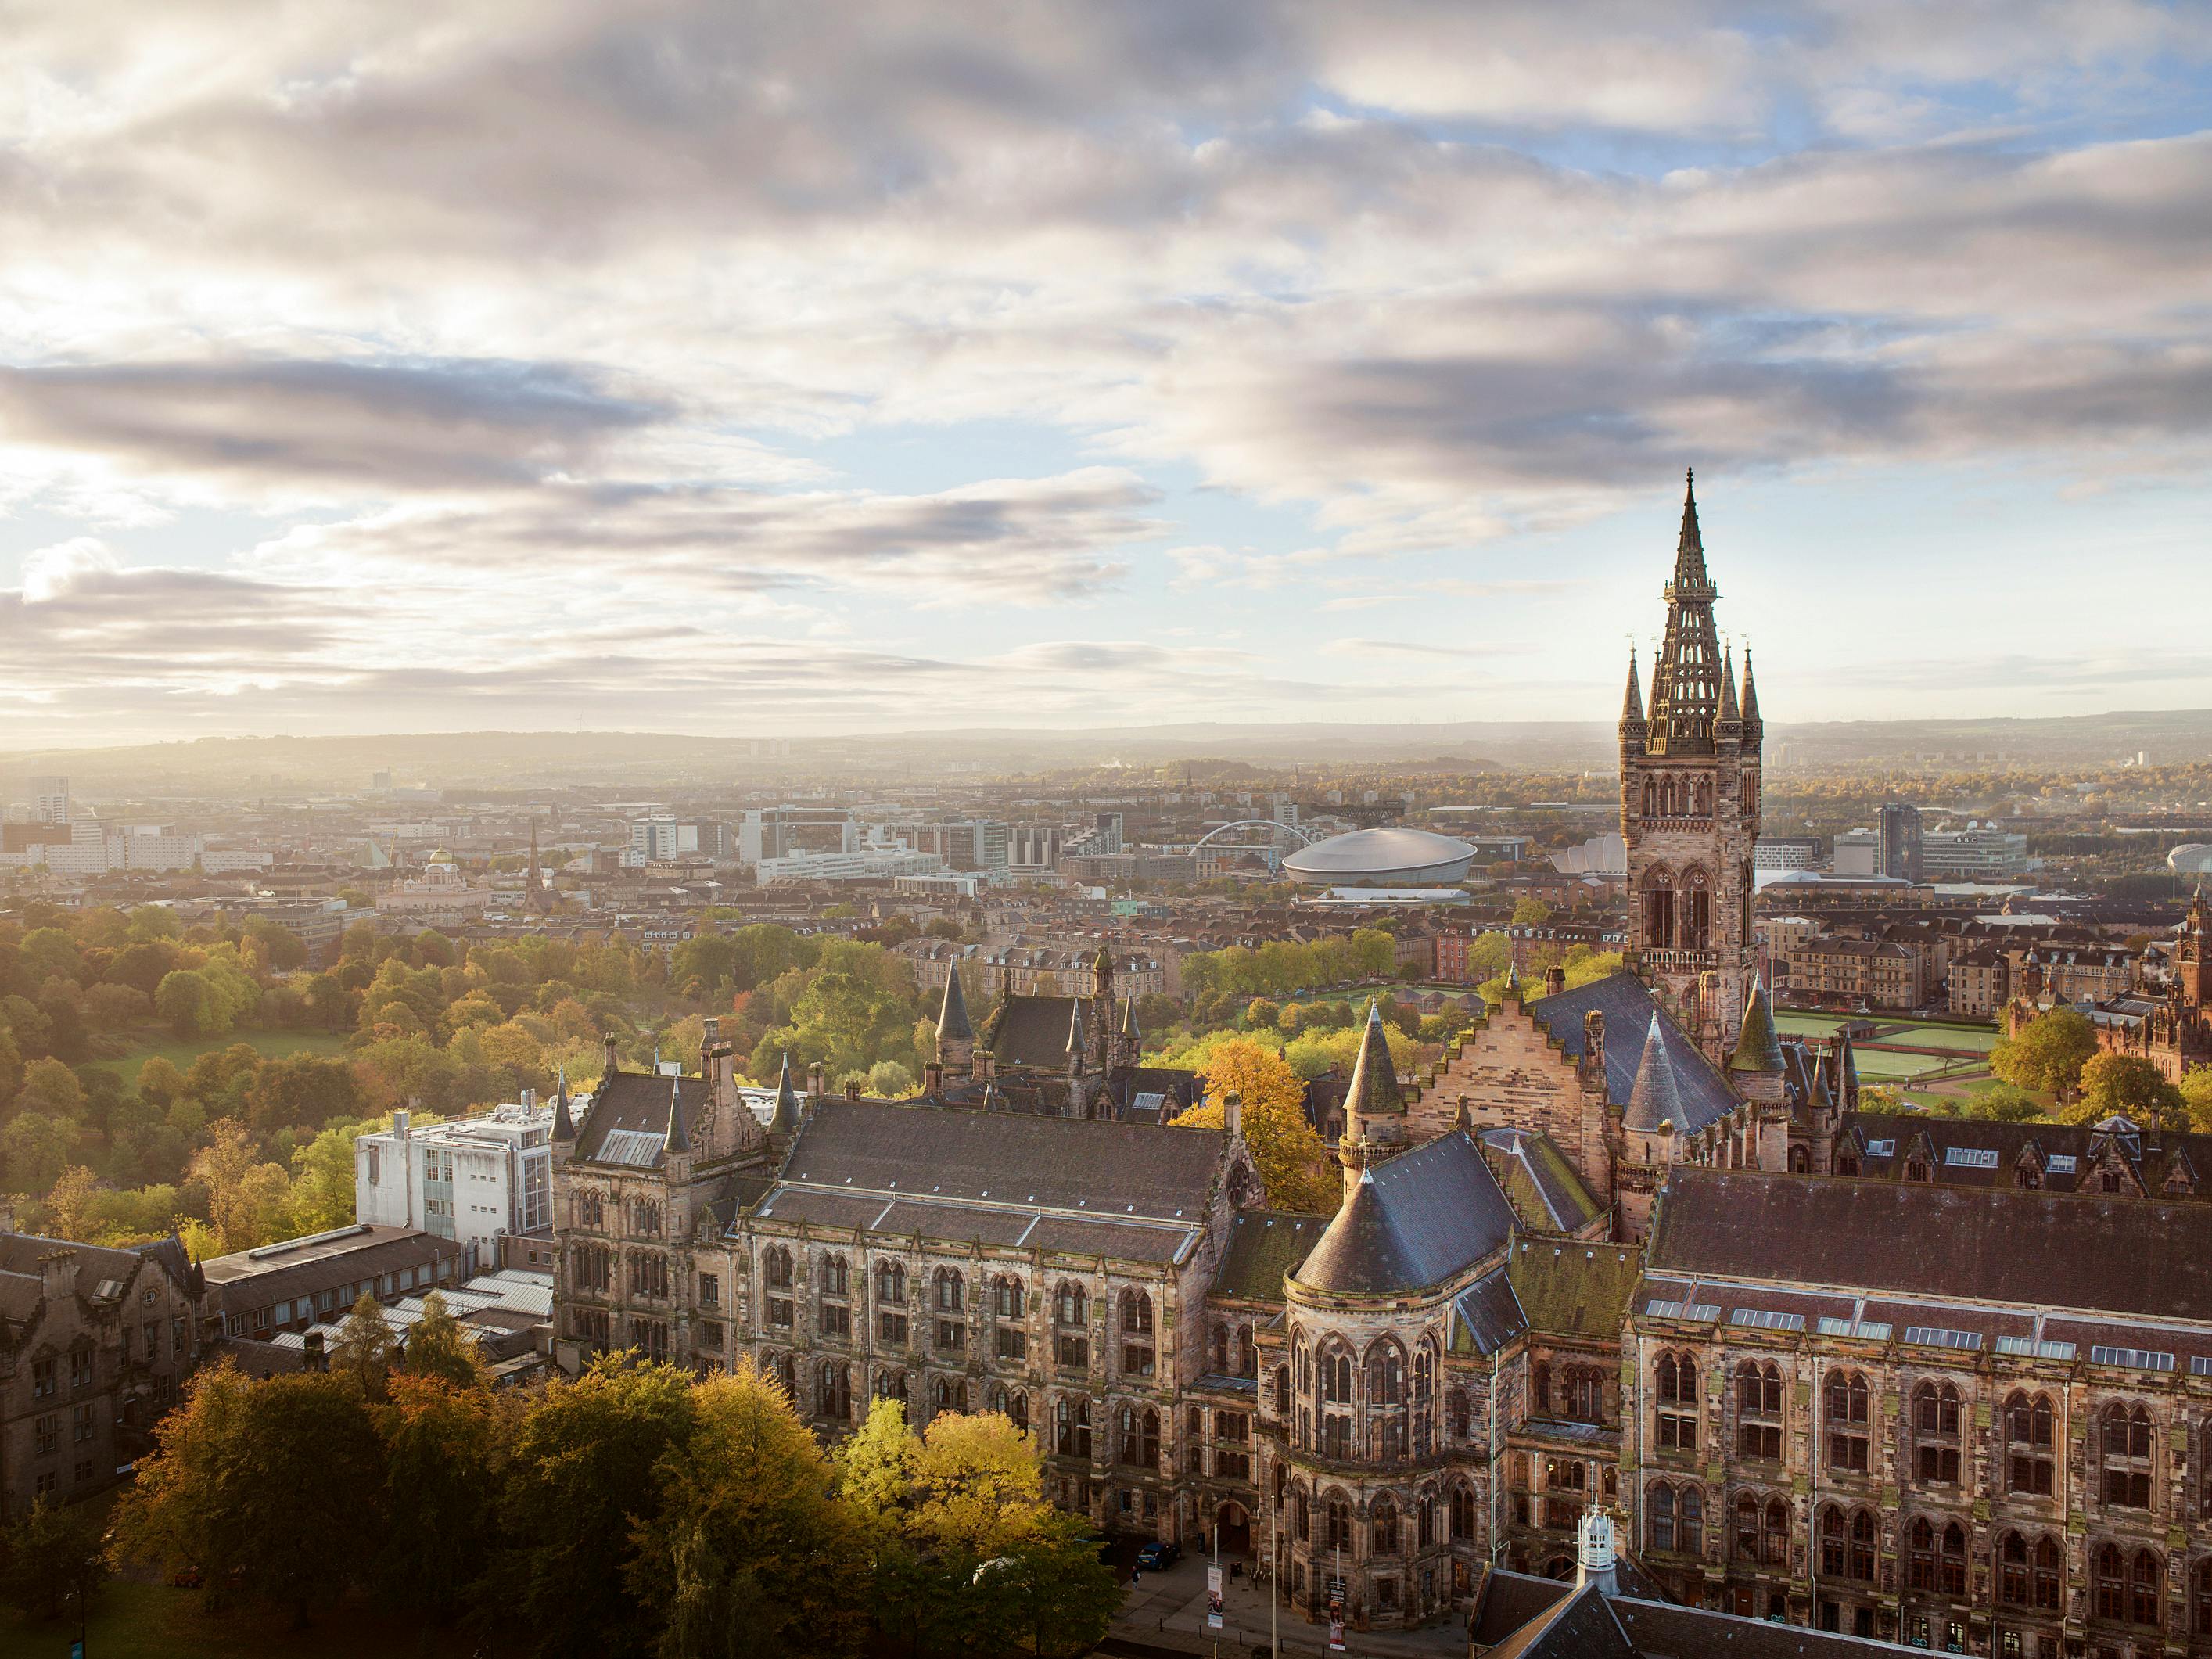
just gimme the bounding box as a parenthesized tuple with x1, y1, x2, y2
(936, 966, 975, 1077)
(1338, 1003, 1408, 1194)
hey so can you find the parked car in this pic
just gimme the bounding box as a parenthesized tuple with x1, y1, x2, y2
(1136, 1541, 1181, 1571)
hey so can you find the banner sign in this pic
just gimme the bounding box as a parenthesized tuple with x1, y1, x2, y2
(1207, 1564, 1224, 1630)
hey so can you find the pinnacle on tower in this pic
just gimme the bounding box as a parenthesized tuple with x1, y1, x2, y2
(1673, 467, 1711, 592)
(1718, 645, 1740, 725)
(1120, 994, 1141, 1043)
(1065, 1000, 1087, 1057)
(937, 966, 974, 1042)
(1729, 972, 1786, 1073)
(1740, 648, 1761, 734)
(1344, 1002, 1405, 1118)
(1619, 648, 1646, 740)
(551, 1068, 576, 1143)
(1646, 469, 1725, 756)
(662, 1074, 691, 1155)
(1623, 1012, 1682, 1133)
(769, 1051, 803, 1137)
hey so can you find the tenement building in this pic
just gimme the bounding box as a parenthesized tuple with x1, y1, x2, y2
(549, 477, 2212, 1652)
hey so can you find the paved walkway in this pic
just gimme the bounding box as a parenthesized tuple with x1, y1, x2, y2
(1108, 1557, 1465, 1659)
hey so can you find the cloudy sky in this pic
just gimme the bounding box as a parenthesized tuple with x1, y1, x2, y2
(2, 1, 2208, 744)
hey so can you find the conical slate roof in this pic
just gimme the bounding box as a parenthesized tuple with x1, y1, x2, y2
(937, 967, 974, 1042)
(1729, 973, 1786, 1073)
(1066, 1000, 1087, 1055)
(1623, 1014, 1683, 1133)
(662, 1075, 691, 1154)
(769, 1052, 803, 1136)
(1344, 1002, 1404, 1118)
(551, 1069, 576, 1143)
(1291, 1133, 1515, 1296)
(1120, 995, 1141, 1041)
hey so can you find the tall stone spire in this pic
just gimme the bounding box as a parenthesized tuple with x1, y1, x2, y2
(1646, 467, 1725, 757)
(551, 1067, 576, 1143)
(1740, 647, 1761, 736)
(1622, 1013, 1682, 1133)
(1729, 972, 1786, 1074)
(937, 966, 974, 1043)
(1718, 645, 1741, 729)
(662, 1075, 691, 1156)
(769, 1051, 803, 1137)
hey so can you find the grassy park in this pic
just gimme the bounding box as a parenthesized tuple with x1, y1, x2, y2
(81, 1028, 351, 1082)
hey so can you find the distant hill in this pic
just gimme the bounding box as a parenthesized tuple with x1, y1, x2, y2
(1, 708, 2205, 796)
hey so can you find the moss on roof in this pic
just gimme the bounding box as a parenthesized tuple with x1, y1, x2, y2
(1212, 1209, 1330, 1302)
(1506, 1237, 1643, 1338)
(1492, 1133, 1603, 1233)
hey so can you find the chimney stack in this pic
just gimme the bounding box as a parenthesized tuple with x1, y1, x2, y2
(38, 1249, 76, 1305)
(603, 1033, 620, 1078)
(1544, 965, 1567, 997)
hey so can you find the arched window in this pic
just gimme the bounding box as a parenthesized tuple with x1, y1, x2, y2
(1239, 1326, 1257, 1379)
(1449, 1483, 1476, 1542)
(577, 1189, 603, 1227)
(1654, 1351, 1697, 1451)
(1645, 872, 1675, 950)
(2006, 1391, 2056, 1495)
(2195, 1557, 2212, 1636)
(1820, 1506, 1875, 1582)
(821, 1253, 849, 1297)
(934, 1376, 968, 1415)
(1939, 1522, 1966, 1596)
(1366, 1341, 1405, 1406)
(1054, 1282, 1087, 1327)
(1119, 1289, 1155, 1377)
(1417, 1490, 1436, 1548)
(1446, 1388, 1470, 1441)
(1789, 1144, 1811, 1174)
(1824, 1370, 1870, 1472)
(1907, 1517, 1937, 1590)
(1565, 1366, 1604, 1424)
(1320, 1345, 1354, 1405)
(1836, 1154, 1861, 1177)
(933, 1267, 964, 1312)
(1733, 1493, 1760, 1562)
(1326, 1496, 1352, 1553)
(1649, 1484, 1675, 1553)
(1914, 1381, 1962, 1485)
(877, 1261, 905, 1304)
(766, 1349, 794, 1398)
(873, 1367, 909, 1403)
(993, 1275, 1024, 1319)
(2102, 1402, 2154, 1509)
(1054, 1395, 1092, 1458)
(1531, 1359, 1551, 1415)
(1679, 1486, 1703, 1556)
(1213, 1322, 1230, 1372)
(819, 1360, 852, 1421)
(2097, 1543, 2127, 1621)
(1372, 1495, 1399, 1555)
(1736, 1361, 1782, 1460)
(1682, 867, 1711, 950)
(1999, 1532, 2063, 1610)
(1764, 1498, 1788, 1567)
(763, 1246, 794, 1289)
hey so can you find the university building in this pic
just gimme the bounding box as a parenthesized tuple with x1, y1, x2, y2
(548, 476, 2212, 1654)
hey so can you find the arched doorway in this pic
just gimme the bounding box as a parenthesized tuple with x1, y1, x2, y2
(1217, 1500, 1252, 1557)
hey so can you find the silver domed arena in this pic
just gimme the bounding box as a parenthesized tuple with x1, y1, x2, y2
(1280, 827, 1478, 887)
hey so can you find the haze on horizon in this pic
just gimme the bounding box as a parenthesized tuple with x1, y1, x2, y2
(2, 1, 2208, 747)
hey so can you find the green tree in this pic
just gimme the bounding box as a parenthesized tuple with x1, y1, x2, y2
(136, 1054, 186, 1108)
(1964, 1083, 2046, 1122)
(332, 1291, 400, 1399)
(376, 1370, 512, 1623)
(2183, 1067, 2212, 1133)
(289, 1119, 367, 1231)
(113, 1363, 385, 1627)
(1244, 998, 1281, 1029)
(243, 1054, 366, 1136)
(401, 1291, 488, 1391)
(1990, 1007, 2098, 1097)
(1510, 896, 1553, 927)
(0, 1111, 81, 1198)
(0, 1492, 110, 1621)
(19, 1055, 85, 1117)
(243, 917, 310, 971)
(492, 1354, 701, 1659)
(630, 1362, 870, 1659)
(867, 1059, 916, 1097)
(154, 968, 217, 1039)
(2069, 1052, 2185, 1127)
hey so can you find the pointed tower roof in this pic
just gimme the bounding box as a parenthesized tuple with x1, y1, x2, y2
(662, 1075, 691, 1155)
(1619, 648, 1646, 735)
(1345, 1002, 1405, 1118)
(769, 1052, 803, 1136)
(1120, 995, 1141, 1043)
(1622, 1014, 1682, 1133)
(1740, 648, 1761, 732)
(937, 966, 974, 1042)
(551, 1068, 576, 1143)
(1065, 1000, 1088, 1056)
(1729, 972, 1786, 1073)
(1718, 646, 1740, 723)
(1673, 467, 1711, 591)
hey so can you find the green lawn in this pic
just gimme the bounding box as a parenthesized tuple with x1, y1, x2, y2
(2, 1578, 494, 1659)
(83, 1029, 351, 1081)
(1876, 1022, 1999, 1054)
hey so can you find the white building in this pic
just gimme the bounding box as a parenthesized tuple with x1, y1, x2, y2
(754, 846, 944, 885)
(31, 776, 69, 824)
(1832, 828, 1880, 876)
(355, 1099, 555, 1273)
(12, 818, 205, 874)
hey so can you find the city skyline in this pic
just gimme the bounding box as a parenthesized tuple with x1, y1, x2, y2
(2, 2, 2209, 744)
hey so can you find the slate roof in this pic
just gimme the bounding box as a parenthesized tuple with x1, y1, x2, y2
(200, 1226, 461, 1313)
(986, 993, 1086, 1069)
(1212, 1210, 1329, 1302)
(1481, 1127, 1603, 1232)
(1291, 1131, 1515, 1296)
(1449, 1265, 1527, 1356)
(1481, 1582, 1632, 1659)
(1649, 1167, 2212, 1323)
(772, 1098, 1225, 1222)
(1842, 1110, 2212, 1198)
(1528, 973, 1736, 1133)
(1610, 1597, 1923, 1657)
(1107, 1065, 1204, 1124)
(937, 967, 974, 1042)
(574, 1068, 713, 1167)
(1728, 975, 1785, 1073)
(1470, 1570, 1571, 1649)
(1621, 1014, 1682, 1133)
(1344, 1002, 1405, 1117)
(0, 1232, 199, 1323)
(1507, 1237, 1643, 1339)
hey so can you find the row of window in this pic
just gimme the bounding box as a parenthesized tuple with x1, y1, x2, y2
(1289, 1485, 1479, 1555)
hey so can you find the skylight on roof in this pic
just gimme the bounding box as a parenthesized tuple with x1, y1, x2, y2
(1943, 1147, 1998, 1169)
(1904, 1326, 1982, 1351)
(2091, 1345, 2174, 1372)
(1864, 1139, 1896, 1157)
(1729, 1308, 1806, 1332)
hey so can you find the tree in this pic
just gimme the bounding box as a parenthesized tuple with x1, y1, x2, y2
(376, 1370, 513, 1623)
(402, 1291, 488, 1390)
(189, 1119, 295, 1251)
(1169, 1039, 1338, 1213)
(243, 917, 310, 971)
(19, 1056, 85, 1117)
(0, 1112, 81, 1198)
(1964, 1083, 2046, 1122)
(492, 1354, 701, 1659)
(1510, 896, 1553, 927)
(244, 1054, 365, 1135)
(41, 1164, 101, 1241)
(113, 1362, 385, 1627)
(2184, 1066, 2212, 1133)
(2069, 1052, 2185, 1128)
(629, 1362, 870, 1659)
(867, 1059, 916, 1097)
(154, 969, 217, 1039)
(0, 1492, 110, 1622)
(1244, 998, 1281, 1030)
(332, 1292, 400, 1399)
(1990, 1007, 2098, 1097)
(289, 1119, 368, 1231)
(137, 1054, 185, 1108)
